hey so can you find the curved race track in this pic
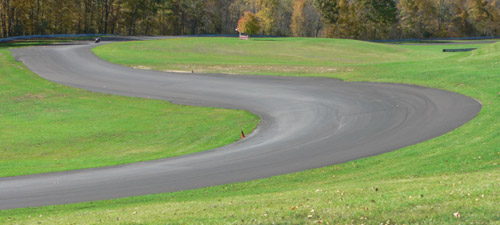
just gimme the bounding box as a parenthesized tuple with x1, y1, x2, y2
(0, 40, 481, 209)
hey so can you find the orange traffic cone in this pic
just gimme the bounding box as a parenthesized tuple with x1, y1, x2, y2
(241, 130, 245, 139)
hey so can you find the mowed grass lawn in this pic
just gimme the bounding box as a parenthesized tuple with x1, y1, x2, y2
(1, 38, 499, 224)
(0, 40, 259, 177)
(93, 37, 490, 77)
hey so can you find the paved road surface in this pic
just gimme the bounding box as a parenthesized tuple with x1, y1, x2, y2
(0, 40, 481, 209)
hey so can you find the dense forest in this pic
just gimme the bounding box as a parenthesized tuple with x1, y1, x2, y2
(1, 0, 499, 40)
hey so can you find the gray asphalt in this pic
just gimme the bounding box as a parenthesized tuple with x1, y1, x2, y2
(0, 40, 481, 210)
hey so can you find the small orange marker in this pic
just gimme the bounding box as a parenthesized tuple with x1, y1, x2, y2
(241, 130, 245, 139)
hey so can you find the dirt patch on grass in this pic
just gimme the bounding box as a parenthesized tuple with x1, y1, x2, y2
(133, 65, 153, 70)
(162, 70, 192, 73)
(15, 93, 46, 100)
(154, 64, 354, 76)
(9, 63, 24, 70)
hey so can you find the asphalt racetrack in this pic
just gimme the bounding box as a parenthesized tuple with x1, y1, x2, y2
(1, 40, 481, 209)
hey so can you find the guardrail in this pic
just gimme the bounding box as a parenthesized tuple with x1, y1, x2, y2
(3, 34, 499, 43)
(0, 33, 279, 43)
(371, 36, 500, 43)
(0, 34, 106, 43)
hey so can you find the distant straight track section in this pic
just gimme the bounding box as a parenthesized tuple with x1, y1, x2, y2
(0, 40, 481, 209)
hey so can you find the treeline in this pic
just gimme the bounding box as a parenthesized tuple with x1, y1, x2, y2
(1, 0, 499, 40)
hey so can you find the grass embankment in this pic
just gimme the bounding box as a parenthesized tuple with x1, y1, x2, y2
(0, 40, 259, 177)
(2, 38, 499, 224)
(93, 37, 490, 77)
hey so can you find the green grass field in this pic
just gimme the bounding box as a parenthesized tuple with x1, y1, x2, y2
(93, 37, 490, 77)
(1, 38, 499, 224)
(0, 40, 258, 177)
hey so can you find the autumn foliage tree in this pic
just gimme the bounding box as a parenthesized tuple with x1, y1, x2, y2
(360, 0, 398, 39)
(399, 0, 438, 38)
(237, 11, 260, 36)
(291, 0, 306, 36)
(291, 0, 322, 37)
(2, 0, 500, 40)
(315, 0, 341, 25)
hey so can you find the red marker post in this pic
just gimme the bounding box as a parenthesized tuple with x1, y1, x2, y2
(241, 130, 245, 139)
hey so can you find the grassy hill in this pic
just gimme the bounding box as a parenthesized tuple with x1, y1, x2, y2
(1, 38, 498, 224)
(93, 37, 490, 77)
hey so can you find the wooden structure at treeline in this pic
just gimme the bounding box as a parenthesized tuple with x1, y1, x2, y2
(239, 33, 249, 40)
(1, 0, 500, 40)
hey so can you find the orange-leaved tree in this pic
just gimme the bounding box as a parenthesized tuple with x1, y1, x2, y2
(237, 11, 261, 37)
